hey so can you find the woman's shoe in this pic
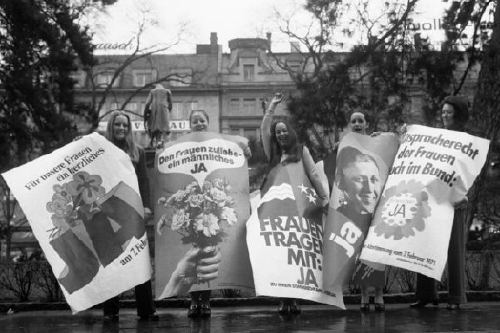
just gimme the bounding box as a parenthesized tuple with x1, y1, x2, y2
(187, 304, 200, 318)
(200, 304, 211, 317)
(446, 303, 460, 310)
(410, 300, 439, 308)
(374, 303, 385, 312)
(139, 312, 159, 321)
(360, 303, 370, 312)
(278, 300, 289, 315)
(289, 300, 301, 314)
(103, 314, 119, 322)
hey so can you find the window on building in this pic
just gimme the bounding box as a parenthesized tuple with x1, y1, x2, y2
(171, 102, 183, 119)
(230, 128, 241, 136)
(70, 71, 86, 88)
(230, 98, 240, 115)
(187, 101, 198, 113)
(242, 98, 257, 114)
(96, 72, 119, 88)
(243, 64, 255, 81)
(170, 69, 192, 87)
(127, 102, 138, 116)
(244, 128, 257, 140)
(138, 102, 146, 116)
(98, 106, 110, 121)
(110, 102, 119, 110)
(171, 101, 197, 120)
(288, 63, 301, 72)
(133, 70, 155, 87)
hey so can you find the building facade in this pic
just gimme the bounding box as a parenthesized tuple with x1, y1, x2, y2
(74, 33, 481, 149)
(73, 33, 313, 147)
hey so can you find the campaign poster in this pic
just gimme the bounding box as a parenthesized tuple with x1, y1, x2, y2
(154, 132, 253, 299)
(246, 161, 344, 308)
(360, 125, 490, 280)
(2, 133, 152, 313)
(322, 133, 400, 289)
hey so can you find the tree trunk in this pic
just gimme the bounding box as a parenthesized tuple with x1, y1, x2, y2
(5, 188, 12, 262)
(466, 0, 500, 238)
(478, 250, 492, 290)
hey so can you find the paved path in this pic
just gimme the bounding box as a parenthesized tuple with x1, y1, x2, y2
(1, 302, 500, 332)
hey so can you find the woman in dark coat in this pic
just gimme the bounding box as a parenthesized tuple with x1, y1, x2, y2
(101, 111, 158, 321)
(410, 95, 469, 310)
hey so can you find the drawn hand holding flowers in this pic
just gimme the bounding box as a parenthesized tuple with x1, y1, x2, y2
(157, 178, 237, 287)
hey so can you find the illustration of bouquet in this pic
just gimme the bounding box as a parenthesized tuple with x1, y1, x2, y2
(46, 171, 105, 239)
(45, 171, 145, 293)
(157, 178, 238, 247)
(45, 171, 106, 294)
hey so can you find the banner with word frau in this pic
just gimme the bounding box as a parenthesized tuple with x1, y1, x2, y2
(246, 161, 344, 308)
(154, 132, 253, 299)
(360, 125, 490, 280)
(2, 133, 151, 313)
(322, 132, 400, 290)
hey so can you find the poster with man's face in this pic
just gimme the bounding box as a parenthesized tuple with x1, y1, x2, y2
(322, 132, 399, 289)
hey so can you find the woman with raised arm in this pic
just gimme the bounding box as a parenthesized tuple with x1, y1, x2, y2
(261, 93, 329, 315)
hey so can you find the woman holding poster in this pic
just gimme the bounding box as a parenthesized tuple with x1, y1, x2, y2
(337, 112, 386, 312)
(261, 93, 329, 314)
(410, 96, 469, 311)
(101, 111, 158, 321)
(335, 147, 385, 311)
(158, 109, 251, 318)
(186, 110, 217, 318)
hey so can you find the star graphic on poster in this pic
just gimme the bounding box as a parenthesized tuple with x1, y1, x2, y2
(307, 192, 317, 203)
(297, 184, 318, 203)
(298, 183, 309, 194)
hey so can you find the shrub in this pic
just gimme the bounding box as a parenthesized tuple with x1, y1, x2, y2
(0, 261, 37, 302)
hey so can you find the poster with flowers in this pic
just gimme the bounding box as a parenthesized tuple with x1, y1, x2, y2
(2, 133, 152, 313)
(154, 132, 253, 299)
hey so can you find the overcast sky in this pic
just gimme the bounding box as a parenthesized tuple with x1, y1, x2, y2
(91, 0, 451, 54)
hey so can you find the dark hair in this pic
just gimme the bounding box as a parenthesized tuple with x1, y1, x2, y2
(267, 119, 303, 171)
(335, 146, 380, 190)
(349, 111, 369, 124)
(105, 111, 139, 162)
(442, 96, 469, 130)
(189, 109, 209, 124)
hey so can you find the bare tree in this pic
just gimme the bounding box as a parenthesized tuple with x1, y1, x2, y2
(80, 2, 194, 129)
(266, 0, 418, 158)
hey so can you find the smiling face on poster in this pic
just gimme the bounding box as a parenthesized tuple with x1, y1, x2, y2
(336, 147, 383, 215)
(322, 132, 399, 289)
